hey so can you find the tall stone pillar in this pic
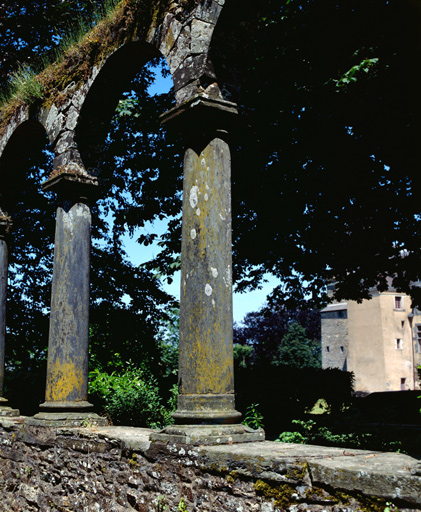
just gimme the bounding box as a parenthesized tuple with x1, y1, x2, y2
(28, 172, 107, 427)
(151, 97, 264, 445)
(0, 213, 19, 417)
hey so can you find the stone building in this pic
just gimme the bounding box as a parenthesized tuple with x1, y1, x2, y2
(321, 286, 421, 392)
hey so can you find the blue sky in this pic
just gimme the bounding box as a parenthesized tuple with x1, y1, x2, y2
(123, 225, 279, 324)
(121, 68, 279, 323)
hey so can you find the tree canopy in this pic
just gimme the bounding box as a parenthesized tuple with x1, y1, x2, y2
(234, 307, 320, 367)
(212, 0, 421, 308)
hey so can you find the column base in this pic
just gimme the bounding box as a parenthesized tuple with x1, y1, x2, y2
(39, 400, 94, 413)
(0, 397, 19, 416)
(150, 424, 265, 445)
(172, 394, 242, 424)
(0, 406, 20, 417)
(25, 411, 109, 428)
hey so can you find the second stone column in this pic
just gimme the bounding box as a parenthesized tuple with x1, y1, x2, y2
(151, 96, 264, 445)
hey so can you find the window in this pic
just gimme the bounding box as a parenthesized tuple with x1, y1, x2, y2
(394, 296, 403, 310)
(326, 346, 330, 352)
(416, 325, 421, 353)
(395, 338, 403, 350)
(401, 320, 405, 329)
(401, 378, 406, 391)
(340, 346, 345, 353)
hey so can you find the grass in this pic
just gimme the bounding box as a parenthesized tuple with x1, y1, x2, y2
(0, 65, 43, 106)
(0, 0, 120, 109)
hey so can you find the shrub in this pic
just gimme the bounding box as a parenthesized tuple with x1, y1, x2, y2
(89, 366, 176, 428)
(276, 418, 405, 452)
(242, 403, 264, 430)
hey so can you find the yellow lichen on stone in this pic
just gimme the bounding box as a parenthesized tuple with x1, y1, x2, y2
(46, 360, 83, 402)
(254, 479, 296, 509)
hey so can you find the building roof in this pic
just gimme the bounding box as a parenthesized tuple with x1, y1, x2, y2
(321, 303, 347, 313)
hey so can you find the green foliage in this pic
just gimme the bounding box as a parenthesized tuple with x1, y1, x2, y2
(276, 430, 307, 444)
(0, 65, 43, 106)
(89, 366, 177, 428)
(177, 498, 189, 512)
(0, 0, 121, 107)
(276, 418, 405, 453)
(211, 0, 421, 308)
(332, 57, 379, 89)
(0, 3, 179, 415)
(236, 365, 354, 435)
(234, 307, 321, 367)
(154, 496, 167, 512)
(233, 343, 252, 369)
(3, 0, 421, 309)
(242, 403, 264, 430)
(274, 322, 321, 369)
(157, 308, 179, 378)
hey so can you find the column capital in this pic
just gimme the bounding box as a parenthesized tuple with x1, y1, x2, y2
(42, 167, 98, 202)
(0, 213, 12, 239)
(160, 95, 238, 139)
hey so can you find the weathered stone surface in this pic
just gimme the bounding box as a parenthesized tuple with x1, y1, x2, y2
(191, 19, 214, 54)
(167, 24, 191, 74)
(55, 129, 76, 154)
(1, 418, 418, 511)
(195, 0, 224, 24)
(151, 424, 264, 445)
(65, 105, 80, 131)
(0, 105, 28, 156)
(45, 103, 65, 144)
(309, 451, 421, 505)
(38, 197, 97, 417)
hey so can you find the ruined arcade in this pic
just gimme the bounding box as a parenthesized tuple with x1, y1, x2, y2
(0, 0, 420, 510)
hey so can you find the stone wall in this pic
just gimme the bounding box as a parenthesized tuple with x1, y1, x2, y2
(0, 417, 420, 511)
(321, 309, 349, 371)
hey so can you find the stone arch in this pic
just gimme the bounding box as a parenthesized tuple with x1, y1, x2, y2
(73, 41, 163, 173)
(0, 118, 51, 209)
(6, 0, 230, 178)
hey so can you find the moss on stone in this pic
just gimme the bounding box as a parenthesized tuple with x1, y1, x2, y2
(128, 452, 138, 467)
(0, 0, 193, 139)
(321, 488, 390, 511)
(226, 471, 238, 484)
(254, 479, 296, 509)
(285, 462, 308, 481)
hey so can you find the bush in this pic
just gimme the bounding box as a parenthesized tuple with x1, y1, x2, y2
(89, 366, 176, 428)
(276, 418, 406, 453)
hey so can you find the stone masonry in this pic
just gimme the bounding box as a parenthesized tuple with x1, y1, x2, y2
(0, 417, 420, 512)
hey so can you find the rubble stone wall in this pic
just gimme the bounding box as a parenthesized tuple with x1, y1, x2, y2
(0, 418, 420, 512)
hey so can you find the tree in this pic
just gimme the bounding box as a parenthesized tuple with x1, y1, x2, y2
(211, 0, 421, 308)
(233, 307, 320, 367)
(274, 322, 321, 369)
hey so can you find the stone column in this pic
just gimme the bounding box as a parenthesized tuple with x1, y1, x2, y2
(28, 172, 107, 427)
(0, 214, 19, 417)
(151, 97, 264, 445)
